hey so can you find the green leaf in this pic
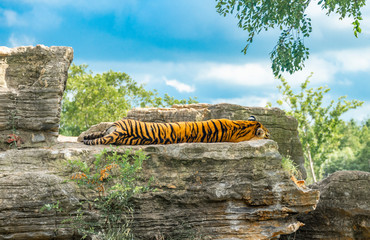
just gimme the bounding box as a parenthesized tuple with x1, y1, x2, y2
(275, 75, 364, 182)
(215, 0, 366, 76)
(60, 64, 198, 136)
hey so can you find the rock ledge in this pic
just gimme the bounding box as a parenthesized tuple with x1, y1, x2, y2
(0, 140, 319, 240)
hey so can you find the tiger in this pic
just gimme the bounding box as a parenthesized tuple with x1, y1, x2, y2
(83, 116, 270, 145)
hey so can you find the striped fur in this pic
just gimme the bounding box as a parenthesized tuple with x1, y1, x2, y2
(83, 118, 270, 145)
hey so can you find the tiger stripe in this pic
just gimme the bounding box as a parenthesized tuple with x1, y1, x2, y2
(83, 118, 270, 145)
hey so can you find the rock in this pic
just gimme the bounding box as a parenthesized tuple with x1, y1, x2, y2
(131, 140, 318, 239)
(32, 133, 46, 143)
(0, 45, 320, 239)
(77, 122, 113, 142)
(0, 148, 81, 240)
(280, 171, 370, 240)
(125, 103, 307, 179)
(57, 135, 78, 143)
(0, 45, 73, 150)
(0, 140, 319, 240)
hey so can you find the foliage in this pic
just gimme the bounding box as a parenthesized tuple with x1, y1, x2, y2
(40, 200, 63, 213)
(40, 200, 63, 237)
(61, 64, 198, 136)
(281, 156, 302, 179)
(215, 0, 366, 76)
(275, 75, 363, 182)
(320, 119, 370, 177)
(65, 147, 150, 239)
(42, 147, 151, 239)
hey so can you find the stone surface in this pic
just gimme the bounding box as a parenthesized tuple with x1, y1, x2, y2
(124, 103, 307, 179)
(0, 45, 322, 239)
(0, 140, 319, 240)
(0, 45, 73, 150)
(280, 171, 370, 240)
(77, 122, 113, 142)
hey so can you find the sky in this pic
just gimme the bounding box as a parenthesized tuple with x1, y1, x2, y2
(1, 0, 369, 121)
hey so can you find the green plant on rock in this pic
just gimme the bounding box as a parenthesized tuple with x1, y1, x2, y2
(42, 147, 151, 239)
(281, 156, 302, 180)
(40, 200, 63, 236)
(41, 200, 63, 213)
(66, 147, 150, 239)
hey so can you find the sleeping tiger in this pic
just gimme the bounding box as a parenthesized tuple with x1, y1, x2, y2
(83, 116, 270, 145)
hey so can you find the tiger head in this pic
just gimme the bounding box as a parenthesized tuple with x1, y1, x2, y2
(232, 116, 270, 142)
(254, 124, 270, 139)
(247, 115, 270, 140)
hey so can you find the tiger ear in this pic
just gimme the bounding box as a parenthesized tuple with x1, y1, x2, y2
(248, 116, 256, 121)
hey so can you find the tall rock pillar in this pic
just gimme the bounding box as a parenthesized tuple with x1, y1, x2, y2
(0, 45, 73, 150)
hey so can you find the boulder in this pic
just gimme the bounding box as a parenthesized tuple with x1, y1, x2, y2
(0, 139, 319, 240)
(280, 171, 370, 240)
(125, 103, 307, 179)
(0, 45, 73, 150)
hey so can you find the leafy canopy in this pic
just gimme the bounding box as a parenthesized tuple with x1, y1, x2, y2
(321, 119, 370, 177)
(215, 0, 366, 76)
(275, 75, 364, 182)
(60, 64, 198, 136)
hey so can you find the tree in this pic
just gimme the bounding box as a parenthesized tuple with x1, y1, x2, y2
(320, 119, 370, 177)
(275, 75, 363, 182)
(60, 64, 198, 136)
(215, 0, 366, 76)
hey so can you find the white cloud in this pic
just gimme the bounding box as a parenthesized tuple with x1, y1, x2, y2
(337, 79, 353, 86)
(8, 34, 36, 47)
(1, 10, 25, 27)
(282, 55, 337, 87)
(281, 46, 370, 87)
(341, 102, 370, 122)
(165, 78, 195, 93)
(307, 3, 353, 31)
(329, 47, 370, 72)
(0, 5, 62, 31)
(84, 46, 370, 92)
(196, 62, 274, 87)
(77, 58, 369, 122)
(306, 2, 370, 36)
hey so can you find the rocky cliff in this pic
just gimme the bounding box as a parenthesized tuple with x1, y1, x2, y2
(0, 45, 73, 150)
(0, 139, 319, 239)
(0, 45, 328, 240)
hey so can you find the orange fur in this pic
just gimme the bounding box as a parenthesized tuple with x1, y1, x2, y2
(84, 118, 270, 145)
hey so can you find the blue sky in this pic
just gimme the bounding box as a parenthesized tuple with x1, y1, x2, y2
(1, 0, 369, 121)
